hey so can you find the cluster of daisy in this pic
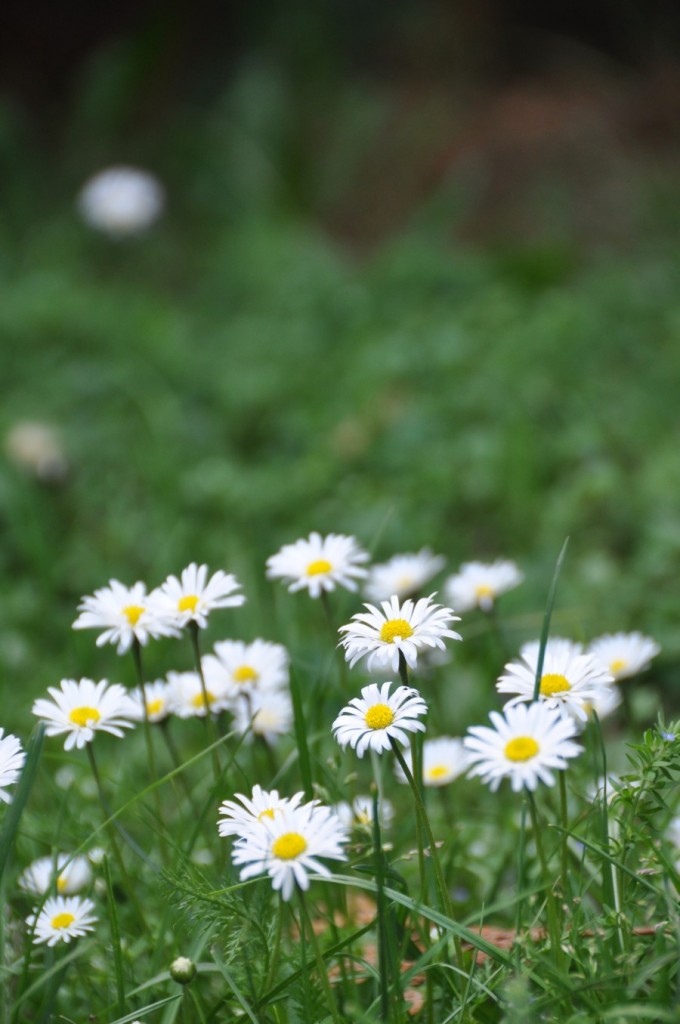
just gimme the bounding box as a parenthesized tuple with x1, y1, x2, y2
(217, 786, 347, 901)
(20, 852, 98, 947)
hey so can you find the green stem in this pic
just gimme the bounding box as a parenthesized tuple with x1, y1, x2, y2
(189, 621, 221, 782)
(527, 791, 562, 967)
(558, 770, 569, 896)
(298, 892, 343, 1024)
(131, 639, 166, 863)
(264, 899, 285, 991)
(397, 651, 410, 689)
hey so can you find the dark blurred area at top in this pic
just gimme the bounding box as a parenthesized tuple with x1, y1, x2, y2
(3, 0, 680, 250)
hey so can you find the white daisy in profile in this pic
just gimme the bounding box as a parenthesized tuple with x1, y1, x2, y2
(394, 736, 468, 787)
(589, 632, 660, 681)
(497, 641, 614, 721)
(332, 681, 427, 757)
(128, 680, 172, 723)
(339, 594, 461, 672)
(266, 532, 369, 598)
(202, 638, 289, 700)
(231, 800, 347, 901)
(78, 166, 164, 237)
(32, 679, 137, 750)
(0, 729, 25, 803)
(151, 563, 245, 630)
(217, 785, 304, 838)
(364, 549, 446, 602)
(166, 671, 231, 719)
(464, 703, 582, 792)
(73, 580, 178, 654)
(567, 683, 622, 726)
(27, 895, 97, 946)
(232, 690, 293, 745)
(443, 560, 524, 613)
(334, 794, 395, 831)
(19, 854, 92, 896)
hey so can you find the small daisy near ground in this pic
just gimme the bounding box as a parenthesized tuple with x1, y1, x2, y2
(464, 702, 582, 792)
(266, 532, 369, 598)
(27, 895, 97, 946)
(32, 679, 137, 750)
(339, 594, 461, 673)
(332, 681, 428, 757)
(19, 855, 92, 896)
(394, 736, 468, 787)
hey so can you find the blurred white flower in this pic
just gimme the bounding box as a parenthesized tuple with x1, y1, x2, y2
(334, 794, 395, 831)
(166, 670, 231, 718)
(232, 689, 294, 745)
(364, 549, 445, 602)
(588, 632, 661, 681)
(394, 736, 468, 787)
(0, 729, 25, 803)
(78, 166, 164, 237)
(444, 560, 523, 613)
(19, 854, 92, 896)
(129, 680, 172, 723)
(266, 532, 369, 598)
(4, 421, 69, 483)
(202, 638, 289, 700)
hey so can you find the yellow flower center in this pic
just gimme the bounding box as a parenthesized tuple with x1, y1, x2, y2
(51, 912, 75, 930)
(365, 703, 394, 730)
(191, 690, 215, 709)
(272, 832, 307, 860)
(540, 673, 571, 697)
(56, 875, 68, 893)
(306, 559, 332, 576)
(610, 658, 627, 675)
(474, 584, 495, 601)
(69, 706, 101, 728)
(505, 736, 540, 762)
(379, 618, 414, 644)
(258, 808, 275, 821)
(427, 765, 449, 781)
(178, 594, 199, 613)
(233, 665, 258, 684)
(123, 604, 145, 626)
(147, 698, 164, 716)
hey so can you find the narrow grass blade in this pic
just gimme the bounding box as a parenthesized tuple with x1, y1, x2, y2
(107, 995, 181, 1024)
(532, 537, 569, 701)
(289, 666, 314, 801)
(104, 856, 127, 1018)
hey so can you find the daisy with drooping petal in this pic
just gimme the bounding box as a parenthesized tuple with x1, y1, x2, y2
(217, 785, 304, 838)
(166, 671, 231, 719)
(0, 729, 25, 803)
(202, 639, 289, 700)
(334, 795, 395, 831)
(364, 549, 446, 602)
(78, 166, 164, 237)
(266, 532, 369, 598)
(232, 689, 294, 745)
(332, 681, 427, 757)
(339, 594, 461, 673)
(128, 680, 172, 723)
(73, 580, 178, 655)
(19, 854, 92, 896)
(231, 799, 347, 901)
(589, 632, 661, 681)
(497, 641, 614, 721)
(27, 895, 97, 946)
(394, 736, 468, 787)
(32, 679, 137, 751)
(150, 563, 245, 630)
(464, 703, 582, 793)
(444, 560, 524, 613)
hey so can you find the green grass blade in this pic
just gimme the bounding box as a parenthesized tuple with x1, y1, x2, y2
(532, 537, 569, 700)
(104, 855, 127, 1018)
(289, 666, 314, 801)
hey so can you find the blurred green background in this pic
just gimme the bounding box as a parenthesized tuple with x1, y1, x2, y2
(2, 0, 680, 721)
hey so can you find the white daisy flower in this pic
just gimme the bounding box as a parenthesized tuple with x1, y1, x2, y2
(364, 549, 446, 602)
(0, 729, 25, 803)
(338, 594, 461, 673)
(78, 166, 164, 237)
(394, 736, 468, 787)
(567, 683, 622, 726)
(128, 680, 172, 723)
(443, 560, 524, 613)
(497, 641, 614, 721)
(166, 671, 231, 719)
(464, 703, 582, 793)
(19, 854, 92, 896)
(332, 681, 427, 757)
(231, 800, 347, 901)
(4, 420, 69, 483)
(232, 690, 293, 745)
(265, 532, 369, 598)
(150, 563, 245, 630)
(202, 639, 289, 700)
(32, 679, 137, 750)
(27, 895, 97, 946)
(588, 632, 661, 681)
(73, 579, 178, 654)
(217, 785, 304, 838)
(334, 794, 395, 831)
